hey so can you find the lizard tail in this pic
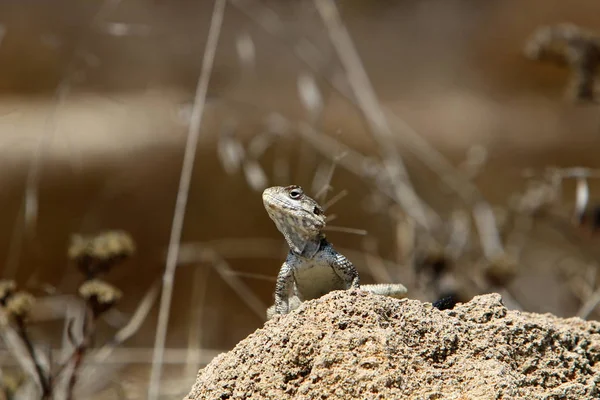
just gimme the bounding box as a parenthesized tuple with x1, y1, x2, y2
(360, 283, 408, 299)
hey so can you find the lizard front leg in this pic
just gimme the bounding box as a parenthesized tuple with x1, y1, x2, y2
(274, 261, 295, 315)
(329, 250, 360, 289)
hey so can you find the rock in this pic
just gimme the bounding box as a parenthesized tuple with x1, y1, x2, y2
(184, 290, 600, 400)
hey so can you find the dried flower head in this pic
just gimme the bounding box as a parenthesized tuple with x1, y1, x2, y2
(3, 292, 35, 320)
(90, 231, 136, 260)
(69, 230, 136, 278)
(524, 23, 598, 61)
(79, 279, 122, 316)
(0, 280, 16, 305)
(524, 23, 600, 102)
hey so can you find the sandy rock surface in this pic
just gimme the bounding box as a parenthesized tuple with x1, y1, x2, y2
(184, 290, 600, 400)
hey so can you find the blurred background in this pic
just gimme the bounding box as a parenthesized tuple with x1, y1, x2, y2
(1, 0, 600, 398)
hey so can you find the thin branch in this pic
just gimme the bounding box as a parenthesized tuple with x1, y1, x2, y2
(148, 1, 226, 398)
(15, 318, 51, 398)
(322, 189, 348, 211)
(65, 308, 95, 400)
(92, 279, 161, 364)
(313, 152, 347, 202)
(323, 225, 367, 236)
(193, 247, 267, 320)
(185, 265, 209, 379)
(577, 287, 600, 319)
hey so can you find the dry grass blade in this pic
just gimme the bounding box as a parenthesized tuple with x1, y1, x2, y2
(58, 300, 86, 366)
(196, 247, 267, 320)
(577, 287, 600, 319)
(0, 322, 40, 390)
(185, 266, 209, 379)
(247, 131, 277, 160)
(236, 31, 256, 71)
(323, 225, 367, 236)
(574, 176, 589, 222)
(297, 72, 324, 122)
(93, 279, 160, 363)
(243, 159, 269, 191)
(148, 1, 226, 398)
(177, 239, 285, 261)
(472, 201, 504, 260)
(322, 189, 348, 211)
(313, 0, 432, 232)
(296, 121, 373, 178)
(217, 119, 245, 175)
(312, 152, 346, 202)
(445, 210, 471, 261)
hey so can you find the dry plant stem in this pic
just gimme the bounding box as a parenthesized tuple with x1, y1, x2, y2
(312, 153, 344, 202)
(577, 287, 600, 319)
(313, 0, 432, 232)
(148, 1, 226, 398)
(73, 279, 160, 391)
(323, 225, 367, 236)
(94, 279, 161, 361)
(15, 318, 51, 399)
(185, 265, 209, 378)
(177, 239, 286, 261)
(65, 308, 95, 400)
(199, 247, 267, 319)
(322, 189, 348, 211)
(574, 176, 590, 222)
(472, 202, 505, 260)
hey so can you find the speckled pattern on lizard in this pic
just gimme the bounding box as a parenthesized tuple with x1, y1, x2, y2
(262, 185, 407, 319)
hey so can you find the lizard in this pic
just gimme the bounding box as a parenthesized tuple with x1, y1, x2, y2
(262, 185, 407, 319)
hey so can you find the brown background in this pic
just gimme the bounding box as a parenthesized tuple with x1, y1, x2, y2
(1, 0, 600, 396)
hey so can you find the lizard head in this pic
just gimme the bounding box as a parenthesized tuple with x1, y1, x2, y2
(262, 185, 326, 255)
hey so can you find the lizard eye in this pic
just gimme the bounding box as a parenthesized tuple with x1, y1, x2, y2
(289, 188, 303, 199)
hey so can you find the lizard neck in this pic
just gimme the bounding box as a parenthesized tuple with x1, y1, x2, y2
(286, 233, 326, 258)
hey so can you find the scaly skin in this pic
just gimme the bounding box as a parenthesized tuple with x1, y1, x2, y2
(263, 185, 407, 319)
